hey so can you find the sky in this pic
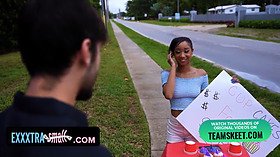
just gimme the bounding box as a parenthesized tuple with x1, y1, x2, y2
(108, 0, 128, 14)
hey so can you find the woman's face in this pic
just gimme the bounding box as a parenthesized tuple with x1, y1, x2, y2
(173, 41, 193, 66)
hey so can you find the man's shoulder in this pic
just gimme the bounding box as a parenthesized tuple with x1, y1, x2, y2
(0, 145, 112, 157)
(0, 106, 12, 124)
(68, 145, 112, 157)
(93, 145, 112, 157)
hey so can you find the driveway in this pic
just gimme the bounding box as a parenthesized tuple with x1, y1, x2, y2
(177, 24, 227, 33)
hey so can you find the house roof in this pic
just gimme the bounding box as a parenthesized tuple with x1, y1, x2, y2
(208, 4, 260, 11)
(266, 4, 280, 8)
(242, 5, 260, 8)
(208, 5, 235, 11)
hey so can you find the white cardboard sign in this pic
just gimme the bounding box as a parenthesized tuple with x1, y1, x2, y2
(177, 70, 280, 157)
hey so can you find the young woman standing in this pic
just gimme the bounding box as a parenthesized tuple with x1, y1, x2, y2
(161, 37, 208, 143)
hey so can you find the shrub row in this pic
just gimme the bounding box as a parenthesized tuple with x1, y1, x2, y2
(239, 20, 280, 29)
(159, 18, 190, 23)
(159, 18, 236, 25)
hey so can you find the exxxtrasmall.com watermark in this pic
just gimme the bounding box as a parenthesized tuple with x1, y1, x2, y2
(7, 127, 100, 146)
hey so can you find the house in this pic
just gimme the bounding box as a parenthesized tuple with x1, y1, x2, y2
(208, 4, 260, 14)
(266, 5, 280, 14)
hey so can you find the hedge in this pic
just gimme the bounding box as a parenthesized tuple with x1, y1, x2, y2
(159, 18, 190, 23)
(239, 20, 280, 29)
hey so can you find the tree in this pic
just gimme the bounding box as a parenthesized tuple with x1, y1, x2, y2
(149, 0, 175, 17)
(89, 0, 102, 16)
(89, 0, 101, 10)
(126, 0, 155, 20)
(128, 0, 280, 19)
(150, 2, 162, 18)
(158, 0, 176, 14)
(181, 0, 192, 13)
(0, 0, 27, 54)
(151, 3, 161, 13)
(162, 6, 174, 16)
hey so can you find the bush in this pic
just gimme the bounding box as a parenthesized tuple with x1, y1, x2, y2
(239, 20, 280, 29)
(159, 18, 171, 22)
(159, 18, 190, 23)
(180, 18, 190, 23)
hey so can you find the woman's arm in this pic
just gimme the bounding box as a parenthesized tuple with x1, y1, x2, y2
(163, 54, 176, 100)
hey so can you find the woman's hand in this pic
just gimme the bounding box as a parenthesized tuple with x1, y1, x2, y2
(167, 53, 176, 67)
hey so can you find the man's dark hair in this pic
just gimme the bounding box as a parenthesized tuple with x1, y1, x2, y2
(168, 37, 193, 53)
(18, 0, 107, 77)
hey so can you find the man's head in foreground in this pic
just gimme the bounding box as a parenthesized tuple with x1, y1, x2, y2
(19, 0, 107, 104)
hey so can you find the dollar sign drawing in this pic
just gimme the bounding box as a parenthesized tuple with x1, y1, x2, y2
(213, 92, 219, 100)
(204, 89, 209, 97)
(201, 102, 208, 111)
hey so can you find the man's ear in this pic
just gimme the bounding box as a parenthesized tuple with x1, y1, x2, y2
(79, 38, 92, 66)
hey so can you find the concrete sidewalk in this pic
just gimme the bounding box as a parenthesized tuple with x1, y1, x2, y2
(112, 22, 170, 157)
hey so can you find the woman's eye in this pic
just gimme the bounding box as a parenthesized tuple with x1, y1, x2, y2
(184, 50, 190, 53)
(175, 51, 181, 54)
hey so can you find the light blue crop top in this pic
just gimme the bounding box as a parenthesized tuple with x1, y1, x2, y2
(161, 70, 208, 110)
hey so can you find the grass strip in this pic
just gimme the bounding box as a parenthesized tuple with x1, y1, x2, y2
(0, 52, 29, 111)
(139, 20, 193, 26)
(216, 27, 280, 43)
(140, 20, 211, 26)
(0, 22, 150, 156)
(113, 20, 279, 157)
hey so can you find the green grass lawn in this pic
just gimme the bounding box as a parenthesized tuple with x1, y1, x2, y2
(113, 20, 280, 157)
(0, 22, 150, 156)
(0, 52, 29, 111)
(214, 27, 280, 43)
(140, 20, 210, 26)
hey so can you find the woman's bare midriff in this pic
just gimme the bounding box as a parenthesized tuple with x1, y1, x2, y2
(171, 110, 183, 117)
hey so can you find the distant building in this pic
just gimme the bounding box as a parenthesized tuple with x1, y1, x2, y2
(266, 5, 280, 14)
(208, 4, 260, 14)
(117, 11, 126, 19)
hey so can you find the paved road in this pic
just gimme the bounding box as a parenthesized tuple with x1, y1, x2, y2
(115, 19, 280, 93)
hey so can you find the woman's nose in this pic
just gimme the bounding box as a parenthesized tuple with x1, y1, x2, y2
(180, 52, 186, 58)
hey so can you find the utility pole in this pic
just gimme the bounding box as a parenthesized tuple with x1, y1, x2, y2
(100, 0, 109, 28)
(101, 0, 105, 20)
(105, 0, 109, 25)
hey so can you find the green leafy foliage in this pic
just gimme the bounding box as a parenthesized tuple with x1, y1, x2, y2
(0, 0, 102, 54)
(159, 18, 190, 23)
(126, 0, 155, 20)
(239, 20, 280, 29)
(0, 0, 27, 54)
